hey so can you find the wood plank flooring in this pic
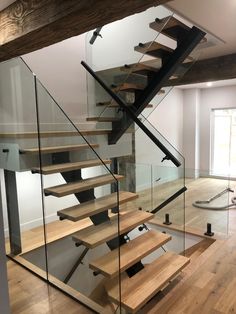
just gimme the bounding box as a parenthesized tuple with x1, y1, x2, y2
(7, 260, 94, 314)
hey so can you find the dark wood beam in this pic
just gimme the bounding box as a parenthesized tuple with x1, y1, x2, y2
(167, 53, 236, 86)
(0, 0, 171, 62)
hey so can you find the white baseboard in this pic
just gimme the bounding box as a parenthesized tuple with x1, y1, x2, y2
(4, 213, 58, 238)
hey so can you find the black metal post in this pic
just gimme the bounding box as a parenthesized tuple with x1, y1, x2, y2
(204, 223, 214, 237)
(163, 213, 172, 225)
(4, 170, 22, 255)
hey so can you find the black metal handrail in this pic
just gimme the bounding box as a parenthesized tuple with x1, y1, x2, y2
(151, 186, 187, 214)
(81, 61, 181, 167)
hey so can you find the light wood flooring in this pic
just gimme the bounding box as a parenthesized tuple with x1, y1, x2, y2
(6, 177, 236, 313)
(7, 260, 94, 314)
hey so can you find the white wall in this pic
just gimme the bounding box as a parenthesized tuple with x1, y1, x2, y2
(135, 88, 184, 190)
(200, 85, 236, 173)
(182, 89, 200, 177)
(182, 85, 236, 176)
(23, 34, 88, 122)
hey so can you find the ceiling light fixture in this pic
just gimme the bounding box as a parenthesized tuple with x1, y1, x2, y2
(206, 82, 213, 87)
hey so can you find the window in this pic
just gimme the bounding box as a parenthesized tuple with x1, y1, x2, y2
(211, 109, 236, 177)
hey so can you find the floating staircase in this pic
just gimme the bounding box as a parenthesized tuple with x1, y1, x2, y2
(1, 13, 206, 314)
(74, 14, 204, 312)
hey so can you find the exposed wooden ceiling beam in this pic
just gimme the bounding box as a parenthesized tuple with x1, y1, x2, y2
(0, 0, 171, 62)
(167, 53, 236, 86)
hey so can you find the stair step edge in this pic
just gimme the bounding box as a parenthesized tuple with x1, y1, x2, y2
(57, 191, 139, 221)
(19, 143, 99, 155)
(44, 174, 124, 197)
(32, 159, 111, 175)
(72, 210, 154, 248)
(89, 229, 172, 278)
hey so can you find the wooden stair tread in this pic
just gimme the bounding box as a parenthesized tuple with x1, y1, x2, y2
(105, 252, 190, 313)
(134, 41, 173, 59)
(112, 83, 145, 92)
(44, 174, 124, 197)
(86, 117, 120, 122)
(135, 41, 194, 62)
(19, 144, 99, 155)
(121, 62, 178, 81)
(150, 16, 190, 42)
(0, 130, 111, 138)
(112, 83, 164, 95)
(96, 101, 153, 108)
(72, 210, 154, 248)
(32, 159, 111, 175)
(57, 191, 138, 221)
(120, 63, 159, 75)
(90, 230, 171, 278)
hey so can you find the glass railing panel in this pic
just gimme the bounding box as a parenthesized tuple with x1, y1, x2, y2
(0, 58, 47, 275)
(135, 117, 184, 167)
(152, 164, 184, 209)
(84, 69, 187, 264)
(117, 161, 153, 212)
(149, 194, 185, 254)
(34, 78, 120, 311)
(185, 169, 230, 236)
(84, 68, 185, 207)
(85, 4, 204, 132)
(85, 6, 174, 118)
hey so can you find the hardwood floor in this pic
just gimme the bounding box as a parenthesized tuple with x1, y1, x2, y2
(6, 177, 236, 313)
(7, 260, 94, 314)
(134, 177, 234, 235)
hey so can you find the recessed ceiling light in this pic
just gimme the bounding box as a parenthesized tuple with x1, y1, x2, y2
(206, 82, 213, 87)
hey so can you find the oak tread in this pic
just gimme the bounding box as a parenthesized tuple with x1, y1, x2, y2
(44, 174, 124, 197)
(90, 229, 171, 278)
(57, 191, 139, 221)
(0, 130, 111, 138)
(19, 143, 99, 155)
(72, 210, 154, 248)
(134, 41, 173, 59)
(150, 16, 190, 41)
(120, 62, 159, 75)
(112, 83, 145, 92)
(105, 251, 190, 313)
(32, 159, 111, 175)
(96, 101, 153, 108)
(86, 117, 120, 122)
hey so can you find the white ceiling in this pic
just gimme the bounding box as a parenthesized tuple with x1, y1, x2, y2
(167, 0, 236, 59)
